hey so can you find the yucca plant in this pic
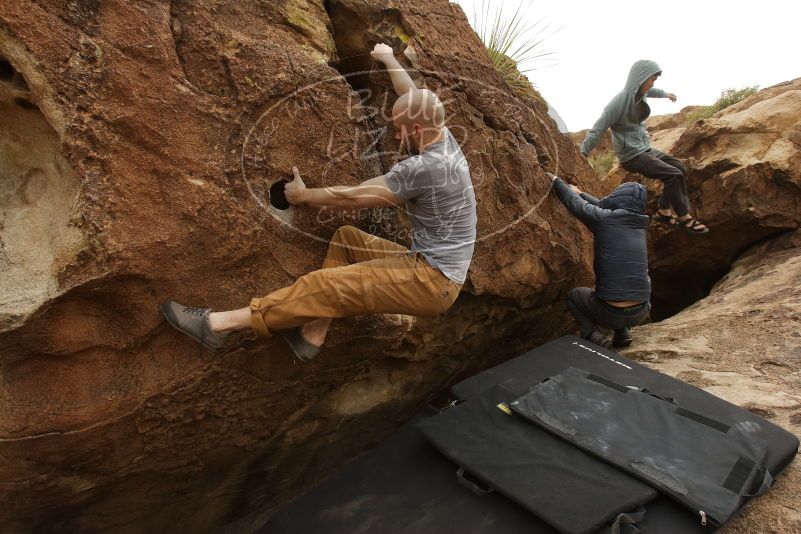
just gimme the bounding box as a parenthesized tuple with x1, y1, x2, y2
(469, 0, 555, 100)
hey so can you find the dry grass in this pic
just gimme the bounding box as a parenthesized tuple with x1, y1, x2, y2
(588, 151, 616, 179)
(687, 86, 759, 124)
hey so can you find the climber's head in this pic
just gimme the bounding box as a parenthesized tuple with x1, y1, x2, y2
(392, 89, 445, 155)
(626, 59, 662, 97)
(599, 182, 648, 214)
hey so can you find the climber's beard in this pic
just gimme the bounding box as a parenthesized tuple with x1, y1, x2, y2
(399, 133, 420, 156)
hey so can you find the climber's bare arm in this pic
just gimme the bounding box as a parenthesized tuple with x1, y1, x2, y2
(285, 167, 401, 209)
(371, 43, 417, 96)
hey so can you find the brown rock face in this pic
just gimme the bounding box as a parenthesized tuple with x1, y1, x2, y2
(0, 0, 598, 531)
(645, 104, 701, 132)
(569, 128, 612, 155)
(623, 230, 801, 533)
(649, 80, 801, 318)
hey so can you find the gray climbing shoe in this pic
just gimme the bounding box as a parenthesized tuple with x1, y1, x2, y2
(161, 300, 229, 352)
(613, 327, 633, 348)
(276, 327, 321, 362)
(584, 327, 612, 349)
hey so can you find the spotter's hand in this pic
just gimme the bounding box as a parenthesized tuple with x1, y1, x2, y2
(666, 93, 677, 102)
(285, 166, 307, 205)
(569, 184, 583, 194)
(370, 43, 395, 64)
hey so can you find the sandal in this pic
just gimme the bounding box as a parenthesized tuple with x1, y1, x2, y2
(652, 213, 678, 227)
(679, 217, 709, 234)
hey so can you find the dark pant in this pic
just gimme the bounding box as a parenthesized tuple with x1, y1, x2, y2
(566, 287, 650, 338)
(621, 149, 690, 217)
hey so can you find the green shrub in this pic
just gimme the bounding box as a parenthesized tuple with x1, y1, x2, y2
(687, 85, 759, 124)
(470, 1, 554, 101)
(588, 151, 615, 179)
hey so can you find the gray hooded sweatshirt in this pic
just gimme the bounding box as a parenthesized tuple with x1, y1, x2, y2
(580, 60, 667, 162)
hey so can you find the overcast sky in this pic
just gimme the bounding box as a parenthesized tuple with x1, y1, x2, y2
(454, 0, 801, 131)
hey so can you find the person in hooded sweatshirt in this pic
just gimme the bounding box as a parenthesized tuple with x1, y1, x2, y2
(547, 172, 651, 348)
(580, 60, 708, 234)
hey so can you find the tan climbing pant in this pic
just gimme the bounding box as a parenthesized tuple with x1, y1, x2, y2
(249, 225, 462, 336)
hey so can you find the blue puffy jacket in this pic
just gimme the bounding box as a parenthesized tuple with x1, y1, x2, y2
(553, 177, 651, 303)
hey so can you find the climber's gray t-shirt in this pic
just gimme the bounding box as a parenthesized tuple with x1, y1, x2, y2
(384, 127, 476, 284)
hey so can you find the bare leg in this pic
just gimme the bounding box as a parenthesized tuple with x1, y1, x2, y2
(210, 309, 329, 346)
(209, 307, 251, 333)
(209, 306, 329, 352)
(301, 318, 332, 347)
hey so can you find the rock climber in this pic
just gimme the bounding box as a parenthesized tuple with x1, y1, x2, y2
(580, 60, 708, 234)
(161, 43, 477, 360)
(548, 172, 651, 348)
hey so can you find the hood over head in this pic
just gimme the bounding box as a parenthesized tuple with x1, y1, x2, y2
(625, 59, 662, 94)
(599, 182, 647, 214)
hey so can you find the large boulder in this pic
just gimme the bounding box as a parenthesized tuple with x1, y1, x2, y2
(0, 0, 598, 530)
(623, 230, 801, 532)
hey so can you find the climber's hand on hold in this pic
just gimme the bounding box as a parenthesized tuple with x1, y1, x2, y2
(371, 42, 416, 95)
(285, 166, 307, 205)
(371, 43, 395, 65)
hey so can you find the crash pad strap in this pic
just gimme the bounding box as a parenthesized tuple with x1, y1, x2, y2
(610, 507, 647, 534)
(587, 373, 630, 393)
(676, 407, 730, 433)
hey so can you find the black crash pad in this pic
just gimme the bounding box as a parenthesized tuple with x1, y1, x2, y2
(260, 336, 797, 533)
(452, 336, 799, 530)
(262, 406, 705, 534)
(262, 409, 564, 533)
(417, 384, 657, 534)
(511, 367, 773, 527)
